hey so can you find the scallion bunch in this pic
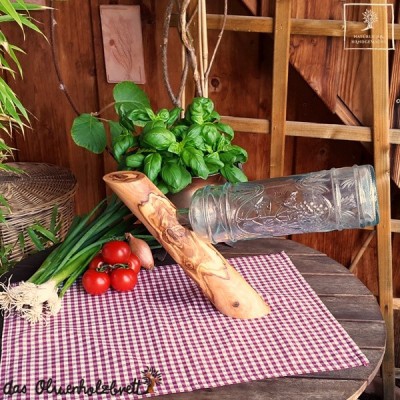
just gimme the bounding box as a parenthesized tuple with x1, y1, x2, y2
(0, 196, 158, 323)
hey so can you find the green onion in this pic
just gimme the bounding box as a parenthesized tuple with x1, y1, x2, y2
(0, 196, 159, 323)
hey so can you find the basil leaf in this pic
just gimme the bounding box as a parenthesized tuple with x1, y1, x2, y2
(209, 110, 221, 122)
(168, 142, 183, 155)
(184, 125, 206, 150)
(220, 145, 248, 164)
(156, 180, 169, 194)
(156, 108, 169, 122)
(125, 153, 145, 169)
(216, 135, 231, 152)
(144, 153, 162, 182)
(142, 120, 167, 135)
(172, 124, 188, 139)
(145, 107, 157, 120)
(181, 146, 209, 179)
(161, 161, 192, 193)
(221, 165, 248, 183)
(113, 81, 150, 113)
(109, 121, 123, 146)
(126, 109, 152, 127)
(140, 127, 176, 150)
(186, 97, 215, 124)
(201, 124, 220, 147)
(167, 107, 182, 127)
(113, 132, 136, 162)
(204, 152, 224, 174)
(71, 114, 107, 154)
(216, 122, 234, 140)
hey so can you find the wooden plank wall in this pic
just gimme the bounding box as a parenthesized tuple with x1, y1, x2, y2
(2, 0, 400, 366)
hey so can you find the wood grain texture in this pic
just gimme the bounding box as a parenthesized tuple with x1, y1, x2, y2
(289, 0, 342, 112)
(205, 13, 400, 38)
(389, 9, 400, 186)
(3, 1, 105, 214)
(100, 5, 146, 84)
(270, 0, 291, 177)
(222, 115, 400, 144)
(104, 171, 270, 319)
(371, 4, 395, 398)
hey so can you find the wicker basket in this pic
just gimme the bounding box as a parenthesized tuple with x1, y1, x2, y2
(0, 162, 77, 261)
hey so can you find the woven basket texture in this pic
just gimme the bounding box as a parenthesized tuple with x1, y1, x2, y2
(0, 162, 77, 261)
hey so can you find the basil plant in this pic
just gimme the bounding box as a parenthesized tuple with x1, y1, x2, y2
(71, 82, 248, 194)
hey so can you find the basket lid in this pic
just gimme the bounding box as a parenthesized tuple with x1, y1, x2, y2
(0, 162, 77, 216)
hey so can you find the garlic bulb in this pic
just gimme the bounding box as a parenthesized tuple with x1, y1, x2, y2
(125, 233, 155, 270)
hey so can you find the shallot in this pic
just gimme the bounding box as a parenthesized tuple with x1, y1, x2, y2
(125, 233, 155, 270)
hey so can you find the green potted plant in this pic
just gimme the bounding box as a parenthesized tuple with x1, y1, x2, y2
(71, 81, 248, 196)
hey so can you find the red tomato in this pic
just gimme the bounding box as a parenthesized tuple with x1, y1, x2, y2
(82, 270, 110, 295)
(110, 268, 138, 292)
(102, 241, 131, 265)
(127, 253, 141, 274)
(88, 254, 105, 271)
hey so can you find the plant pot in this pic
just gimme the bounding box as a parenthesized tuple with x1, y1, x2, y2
(167, 174, 226, 209)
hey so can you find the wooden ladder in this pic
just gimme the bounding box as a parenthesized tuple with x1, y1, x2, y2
(204, 1, 397, 398)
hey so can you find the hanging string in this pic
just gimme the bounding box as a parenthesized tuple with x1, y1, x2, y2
(49, 0, 80, 116)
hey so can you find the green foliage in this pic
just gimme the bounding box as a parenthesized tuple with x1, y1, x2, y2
(0, 1, 47, 271)
(0, 0, 47, 168)
(0, 205, 61, 274)
(71, 82, 248, 194)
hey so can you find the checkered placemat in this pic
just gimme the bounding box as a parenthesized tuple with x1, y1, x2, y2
(0, 252, 368, 399)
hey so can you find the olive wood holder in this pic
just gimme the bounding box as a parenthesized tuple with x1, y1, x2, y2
(103, 171, 270, 319)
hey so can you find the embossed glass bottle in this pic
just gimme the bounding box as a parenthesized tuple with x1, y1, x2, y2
(179, 165, 379, 244)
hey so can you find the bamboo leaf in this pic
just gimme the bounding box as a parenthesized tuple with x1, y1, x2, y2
(30, 223, 58, 244)
(27, 227, 45, 251)
(50, 205, 59, 232)
(0, 0, 24, 29)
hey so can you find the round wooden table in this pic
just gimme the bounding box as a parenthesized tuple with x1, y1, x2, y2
(154, 238, 386, 400)
(0, 238, 385, 400)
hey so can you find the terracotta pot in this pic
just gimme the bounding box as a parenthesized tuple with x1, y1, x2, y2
(167, 174, 226, 209)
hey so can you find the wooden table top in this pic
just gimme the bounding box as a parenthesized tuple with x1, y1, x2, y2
(1, 238, 385, 400)
(154, 238, 386, 400)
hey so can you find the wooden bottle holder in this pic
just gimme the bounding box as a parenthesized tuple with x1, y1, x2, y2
(103, 171, 270, 319)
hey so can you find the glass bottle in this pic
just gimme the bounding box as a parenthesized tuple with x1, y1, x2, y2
(178, 165, 379, 244)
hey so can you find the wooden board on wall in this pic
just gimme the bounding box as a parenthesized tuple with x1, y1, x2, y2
(100, 5, 146, 84)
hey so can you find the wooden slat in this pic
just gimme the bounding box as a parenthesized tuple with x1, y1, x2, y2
(321, 296, 383, 322)
(303, 275, 374, 296)
(221, 115, 400, 144)
(270, 0, 291, 177)
(391, 219, 400, 233)
(339, 320, 386, 349)
(371, 4, 395, 399)
(389, 10, 400, 187)
(299, 349, 384, 381)
(154, 378, 368, 400)
(204, 14, 400, 39)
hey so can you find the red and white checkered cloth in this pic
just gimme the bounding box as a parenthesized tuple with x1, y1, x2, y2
(1, 252, 368, 399)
